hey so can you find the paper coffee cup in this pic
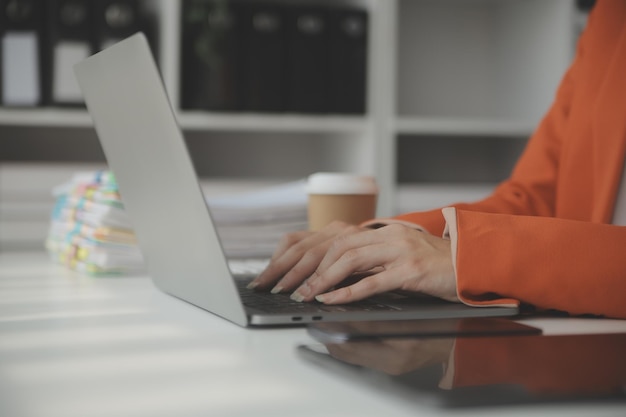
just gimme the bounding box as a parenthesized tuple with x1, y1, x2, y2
(306, 172, 378, 231)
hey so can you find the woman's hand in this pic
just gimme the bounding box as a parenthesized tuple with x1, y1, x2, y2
(248, 221, 459, 304)
(248, 221, 357, 293)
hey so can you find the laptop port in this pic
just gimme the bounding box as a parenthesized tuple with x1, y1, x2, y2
(291, 317, 303, 322)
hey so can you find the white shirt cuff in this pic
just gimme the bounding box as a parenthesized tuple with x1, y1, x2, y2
(442, 207, 462, 303)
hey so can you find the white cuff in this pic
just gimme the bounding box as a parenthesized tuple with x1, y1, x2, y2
(441, 207, 461, 303)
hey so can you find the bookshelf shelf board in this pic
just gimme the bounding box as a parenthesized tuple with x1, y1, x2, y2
(0, 109, 370, 134)
(394, 116, 535, 138)
(0, 109, 93, 128)
(177, 112, 370, 133)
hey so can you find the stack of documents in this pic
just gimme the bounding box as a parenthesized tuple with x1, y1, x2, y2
(207, 180, 308, 259)
(46, 171, 309, 276)
(46, 171, 143, 275)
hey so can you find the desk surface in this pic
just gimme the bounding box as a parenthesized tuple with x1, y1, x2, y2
(1, 252, 626, 417)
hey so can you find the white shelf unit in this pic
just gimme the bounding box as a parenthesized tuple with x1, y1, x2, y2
(395, 0, 574, 123)
(0, 0, 582, 251)
(385, 0, 577, 214)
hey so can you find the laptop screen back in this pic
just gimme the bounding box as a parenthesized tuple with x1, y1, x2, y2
(74, 33, 247, 326)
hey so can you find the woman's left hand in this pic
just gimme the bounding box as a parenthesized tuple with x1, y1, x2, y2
(290, 223, 459, 304)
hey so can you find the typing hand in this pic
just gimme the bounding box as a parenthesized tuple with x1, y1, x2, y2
(248, 221, 359, 293)
(248, 221, 459, 305)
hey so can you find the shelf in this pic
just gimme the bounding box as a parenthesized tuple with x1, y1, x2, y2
(0, 109, 93, 128)
(0, 108, 370, 135)
(177, 112, 370, 134)
(0, 0, 582, 224)
(396, 0, 573, 124)
(395, 116, 535, 137)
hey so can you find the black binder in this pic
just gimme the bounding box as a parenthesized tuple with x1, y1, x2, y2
(329, 8, 368, 114)
(45, 0, 95, 106)
(239, 1, 287, 113)
(0, 0, 47, 107)
(576, 0, 596, 11)
(286, 6, 330, 114)
(180, 0, 243, 111)
(94, 0, 141, 51)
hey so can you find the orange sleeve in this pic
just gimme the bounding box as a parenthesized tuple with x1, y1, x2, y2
(452, 209, 626, 319)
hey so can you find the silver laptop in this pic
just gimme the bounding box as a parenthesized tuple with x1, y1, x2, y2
(74, 33, 518, 327)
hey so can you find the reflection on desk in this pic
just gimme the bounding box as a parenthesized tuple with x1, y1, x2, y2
(299, 333, 626, 407)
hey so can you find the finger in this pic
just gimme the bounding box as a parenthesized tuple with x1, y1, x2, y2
(315, 226, 389, 273)
(311, 224, 429, 290)
(249, 221, 352, 289)
(272, 223, 365, 293)
(292, 242, 391, 302)
(268, 239, 334, 293)
(250, 231, 326, 289)
(315, 269, 403, 304)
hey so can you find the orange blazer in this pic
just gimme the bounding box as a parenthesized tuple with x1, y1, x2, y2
(393, 0, 626, 319)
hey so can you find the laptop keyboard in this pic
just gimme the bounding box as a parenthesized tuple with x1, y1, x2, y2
(229, 259, 402, 314)
(236, 279, 401, 314)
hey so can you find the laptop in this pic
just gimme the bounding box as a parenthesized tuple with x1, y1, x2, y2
(74, 33, 518, 327)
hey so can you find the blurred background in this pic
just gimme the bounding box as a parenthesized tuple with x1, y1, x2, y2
(0, 0, 594, 252)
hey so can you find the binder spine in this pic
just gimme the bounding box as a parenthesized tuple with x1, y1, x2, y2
(180, 0, 243, 111)
(329, 8, 368, 115)
(240, 2, 287, 112)
(286, 7, 330, 114)
(46, 0, 96, 106)
(94, 0, 141, 51)
(178, 2, 370, 115)
(0, 0, 47, 107)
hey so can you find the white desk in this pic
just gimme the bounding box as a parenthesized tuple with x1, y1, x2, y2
(1, 252, 626, 417)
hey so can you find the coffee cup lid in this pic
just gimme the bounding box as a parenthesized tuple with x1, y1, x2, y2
(306, 172, 378, 195)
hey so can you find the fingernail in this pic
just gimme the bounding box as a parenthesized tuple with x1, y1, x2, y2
(246, 281, 258, 290)
(290, 291, 305, 302)
(270, 285, 283, 294)
(314, 294, 326, 303)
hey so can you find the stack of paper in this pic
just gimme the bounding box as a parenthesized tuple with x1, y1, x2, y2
(46, 171, 309, 275)
(46, 171, 144, 275)
(207, 180, 308, 259)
